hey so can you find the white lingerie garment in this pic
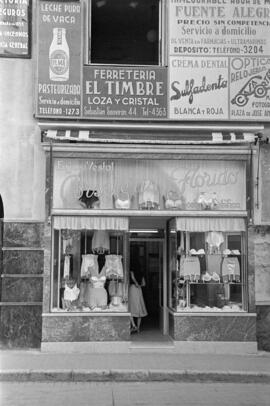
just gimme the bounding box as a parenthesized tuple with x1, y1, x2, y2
(114, 191, 131, 209)
(88, 275, 108, 309)
(64, 284, 80, 302)
(80, 254, 98, 277)
(92, 230, 110, 252)
(180, 256, 200, 281)
(63, 255, 71, 279)
(91, 275, 106, 289)
(164, 191, 183, 209)
(104, 255, 124, 278)
(222, 257, 240, 279)
(206, 232, 224, 253)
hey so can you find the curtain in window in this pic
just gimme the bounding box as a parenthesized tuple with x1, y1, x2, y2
(175, 217, 246, 232)
(53, 216, 129, 230)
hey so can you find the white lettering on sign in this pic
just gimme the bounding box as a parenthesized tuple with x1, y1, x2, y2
(172, 166, 239, 195)
(85, 80, 164, 96)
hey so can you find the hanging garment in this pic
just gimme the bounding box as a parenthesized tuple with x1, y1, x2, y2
(222, 257, 240, 281)
(180, 256, 200, 281)
(138, 180, 160, 209)
(63, 255, 71, 279)
(114, 191, 131, 209)
(104, 254, 124, 278)
(92, 230, 110, 253)
(206, 231, 224, 253)
(63, 238, 73, 254)
(78, 280, 90, 307)
(108, 279, 124, 298)
(80, 254, 98, 278)
(206, 254, 222, 276)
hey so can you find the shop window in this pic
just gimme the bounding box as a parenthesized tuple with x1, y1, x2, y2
(52, 227, 128, 313)
(168, 223, 247, 313)
(88, 0, 160, 65)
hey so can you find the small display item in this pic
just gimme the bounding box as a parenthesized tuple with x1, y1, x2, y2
(164, 190, 184, 209)
(138, 180, 160, 209)
(78, 190, 100, 209)
(63, 279, 80, 310)
(114, 190, 131, 209)
(198, 192, 218, 210)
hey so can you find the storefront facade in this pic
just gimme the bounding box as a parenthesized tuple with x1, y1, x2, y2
(1, 0, 270, 351)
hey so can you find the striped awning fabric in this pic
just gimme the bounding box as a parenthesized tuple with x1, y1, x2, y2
(43, 130, 257, 144)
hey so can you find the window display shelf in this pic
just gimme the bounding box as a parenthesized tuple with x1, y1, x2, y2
(180, 281, 242, 285)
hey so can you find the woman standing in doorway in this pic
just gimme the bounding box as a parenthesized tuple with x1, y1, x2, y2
(129, 267, 148, 333)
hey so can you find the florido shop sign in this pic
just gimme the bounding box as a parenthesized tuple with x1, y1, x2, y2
(53, 159, 245, 211)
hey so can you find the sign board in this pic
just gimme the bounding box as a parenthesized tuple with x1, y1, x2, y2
(82, 66, 167, 119)
(0, 0, 31, 58)
(53, 158, 246, 211)
(168, 0, 270, 121)
(36, 0, 270, 121)
(36, 1, 82, 117)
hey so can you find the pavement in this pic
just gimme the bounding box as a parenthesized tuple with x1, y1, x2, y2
(1, 349, 270, 383)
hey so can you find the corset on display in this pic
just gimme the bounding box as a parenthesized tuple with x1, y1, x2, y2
(222, 257, 240, 281)
(63, 255, 71, 278)
(180, 256, 200, 282)
(90, 275, 106, 289)
(80, 254, 98, 277)
(104, 254, 123, 277)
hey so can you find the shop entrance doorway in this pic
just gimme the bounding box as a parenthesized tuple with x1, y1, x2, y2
(129, 236, 166, 339)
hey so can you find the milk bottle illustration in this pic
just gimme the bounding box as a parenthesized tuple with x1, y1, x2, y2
(49, 28, 69, 81)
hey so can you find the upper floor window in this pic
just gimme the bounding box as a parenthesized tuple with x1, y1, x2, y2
(89, 0, 160, 65)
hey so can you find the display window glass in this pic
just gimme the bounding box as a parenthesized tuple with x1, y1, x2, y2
(88, 0, 160, 65)
(167, 220, 247, 313)
(51, 225, 128, 313)
(53, 158, 246, 212)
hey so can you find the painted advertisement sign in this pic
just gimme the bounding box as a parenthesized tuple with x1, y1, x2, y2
(170, 56, 228, 120)
(169, 0, 270, 121)
(82, 66, 167, 119)
(36, 1, 81, 118)
(169, 0, 270, 57)
(53, 158, 245, 211)
(0, 0, 31, 58)
(230, 57, 270, 120)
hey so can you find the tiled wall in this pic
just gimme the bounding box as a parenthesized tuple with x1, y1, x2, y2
(0, 222, 44, 348)
(42, 315, 130, 342)
(256, 306, 270, 351)
(169, 313, 257, 342)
